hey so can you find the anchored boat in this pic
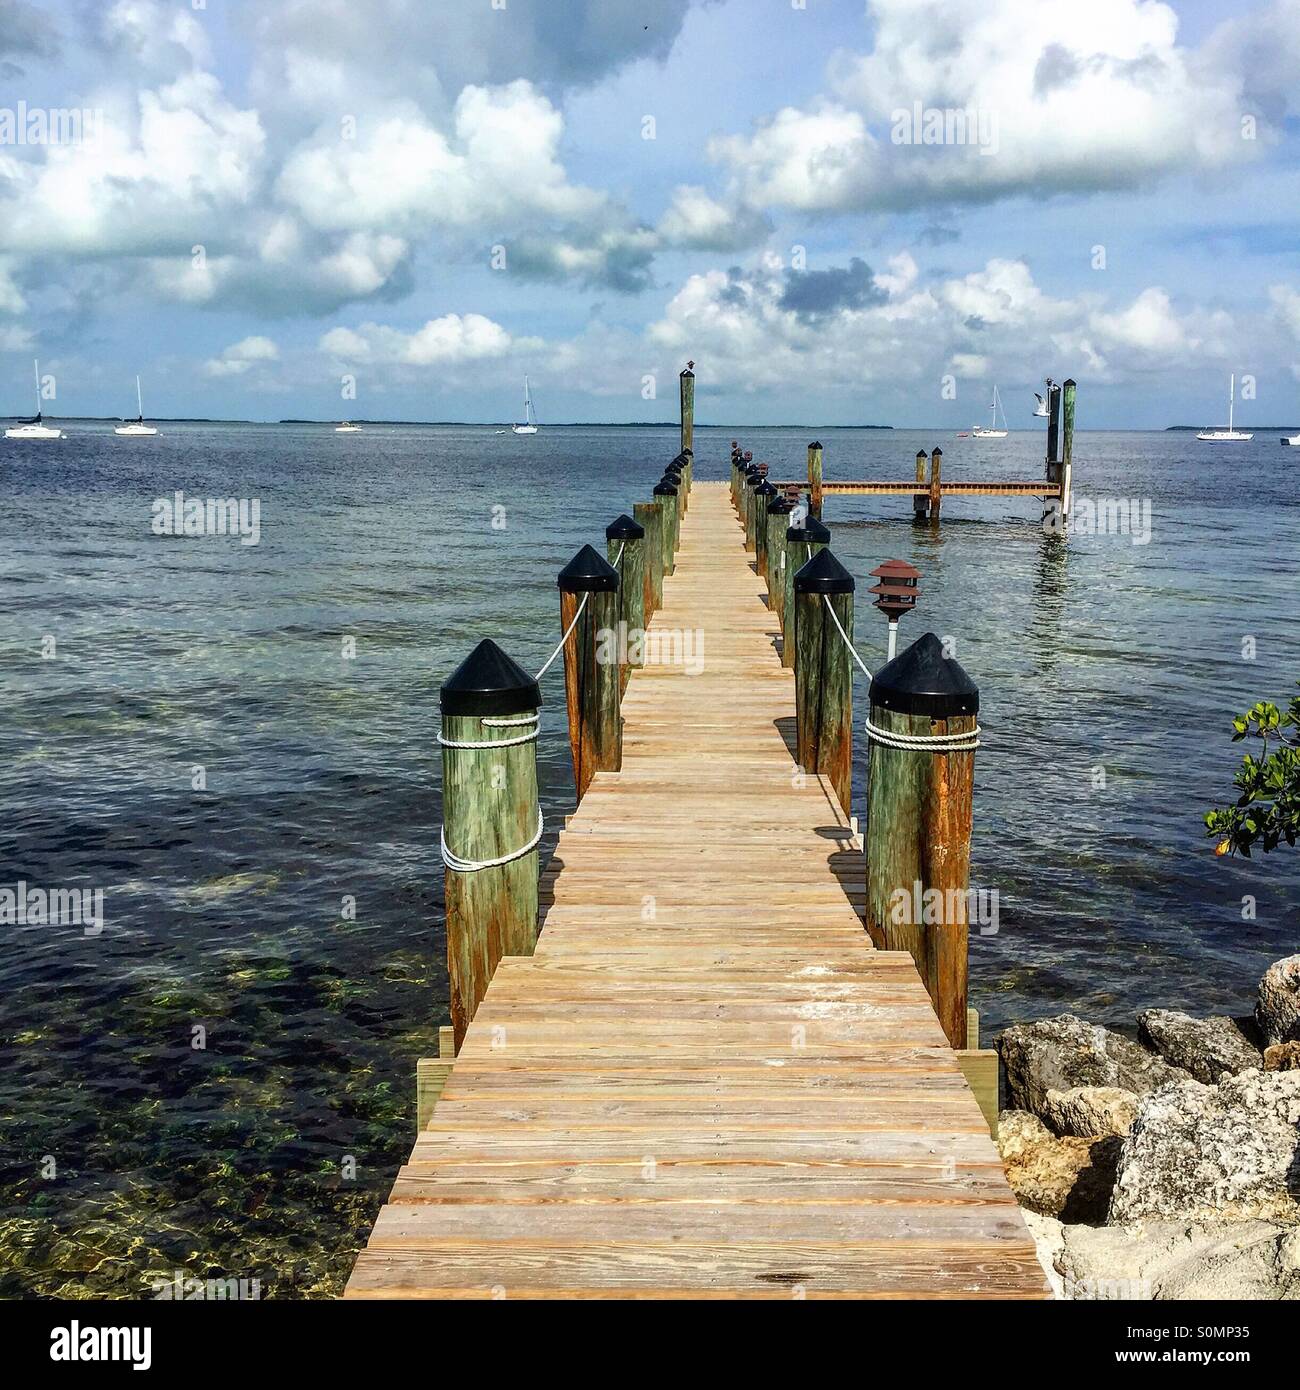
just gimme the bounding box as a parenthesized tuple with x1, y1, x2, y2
(114, 376, 159, 436)
(5, 359, 64, 439)
(1197, 374, 1253, 442)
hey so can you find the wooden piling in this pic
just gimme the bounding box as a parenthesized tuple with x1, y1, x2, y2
(606, 514, 645, 693)
(653, 477, 679, 576)
(807, 441, 824, 519)
(753, 480, 777, 585)
(680, 448, 693, 511)
(1060, 379, 1076, 517)
(558, 545, 622, 801)
(928, 448, 943, 520)
(864, 632, 978, 1048)
(765, 497, 794, 617)
(913, 449, 928, 520)
(743, 470, 761, 552)
(792, 549, 855, 817)
(781, 515, 829, 669)
(679, 363, 695, 458)
(633, 500, 663, 619)
(440, 639, 541, 1048)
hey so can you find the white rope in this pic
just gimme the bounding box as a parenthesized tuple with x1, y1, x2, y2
(438, 714, 540, 749)
(865, 717, 981, 752)
(822, 595, 873, 679)
(611, 543, 625, 569)
(441, 807, 544, 872)
(534, 591, 590, 679)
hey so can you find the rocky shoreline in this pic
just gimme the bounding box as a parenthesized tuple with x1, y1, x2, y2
(995, 954, 1300, 1300)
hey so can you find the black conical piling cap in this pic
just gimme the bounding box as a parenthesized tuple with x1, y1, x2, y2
(680, 364, 695, 378)
(672, 452, 687, 465)
(809, 439, 823, 450)
(767, 496, 794, 515)
(794, 547, 854, 595)
(746, 472, 761, 487)
(870, 632, 979, 717)
(789, 514, 832, 543)
(755, 480, 777, 498)
(558, 543, 619, 593)
(441, 638, 541, 717)
(653, 479, 678, 497)
(606, 513, 644, 541)
(681, 447, 693, 459)
(665, 460, 685, 475)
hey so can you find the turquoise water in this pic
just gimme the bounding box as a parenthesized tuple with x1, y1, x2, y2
(1, 422, 1297, 1295)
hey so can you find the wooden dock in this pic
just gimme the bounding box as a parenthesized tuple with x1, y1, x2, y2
(345, 482, 1047, 1300)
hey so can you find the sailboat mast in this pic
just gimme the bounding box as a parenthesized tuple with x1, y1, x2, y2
(33, 358, 41, 417)
(1229, 373, 1234, 433)
(136, 375, 144, 420)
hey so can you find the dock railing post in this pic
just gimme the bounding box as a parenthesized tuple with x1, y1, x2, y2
(743, 469, 761, 552)
(781, 515, 829, 668)
(865, 632, 978, 1048)
(928, 447, 942, 521)
(606, 514, 645, 693)
(439, 639, 541, 1048)
(679, 362, 695, 458)
(1060, 379, 1076, 518)
(754, 480, 777, 584)
(808, 440, 824, 519)
(765, 496, 794, 617)
(793, 549, 855, 817)
(654, 476, 679, 576)
(913, 449, 928, 520)
(633, 499, 663, 619)
(558, 545, 622, 801)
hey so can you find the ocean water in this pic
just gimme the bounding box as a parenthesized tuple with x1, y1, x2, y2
(1, 420, 1297, 1296)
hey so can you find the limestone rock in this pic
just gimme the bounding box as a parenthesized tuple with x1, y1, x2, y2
(1137, 1009, 1262, 1083)
(1053, 1218, 1300, 1300)
(999, 1014, 1189, 1118)
(1041, 1085, 1139, 1138)
(1019, 1209, 1066, 1299)
(997, 1109, 1120, 1223)
(1265, 1041, 1300, 1072)
(1109, 1070, 1300, 1224)
(1257, 955, 1300, 1048)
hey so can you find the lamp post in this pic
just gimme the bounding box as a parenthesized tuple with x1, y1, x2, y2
(869, 559, 921, 661)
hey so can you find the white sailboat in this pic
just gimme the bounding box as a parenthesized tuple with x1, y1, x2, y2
(114, 376, 159, 436)
(1197, 374, 1253, 442)
(335, 421, 361, 433)
(5, 359, 65, 439)
(972, 384, 1008, 438)
(512, 376, 538, 435)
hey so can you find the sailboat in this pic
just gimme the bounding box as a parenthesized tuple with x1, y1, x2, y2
(114, 376, 159, 436)
(1197, 374, 1252, 441)
(512, 376, 538, 435)
(972, 385, 1008, 438)
(335, 421, 361, 433)
(5, 359, 65, 439)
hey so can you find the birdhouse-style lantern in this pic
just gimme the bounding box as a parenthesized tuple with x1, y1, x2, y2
(869, 559, 921, 659)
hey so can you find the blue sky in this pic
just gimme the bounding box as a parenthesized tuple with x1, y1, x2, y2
(1, 0, 1298, 426)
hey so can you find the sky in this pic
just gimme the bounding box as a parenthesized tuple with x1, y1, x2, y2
(1, 0, 1299, 427)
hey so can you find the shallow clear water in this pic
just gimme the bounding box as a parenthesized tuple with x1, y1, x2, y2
(1, 421, 1297, 1295)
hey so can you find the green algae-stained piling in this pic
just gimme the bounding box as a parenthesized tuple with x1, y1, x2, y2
(439, 639, 541, 1049)
(653, 477, 678, 577)
(753, 479, 777, 585)
(928, 447, 943, 520)
(807, 440, 824, 519)
(781, 513, 829, 669)
(865, 632, 979, 1050)
(349, 475, 1047, 1301)
(633, 499, 663, 619)
(792, 548, 855, 818)
(764, 496, 794, 620)
(558, 545, 622, 802)
(606, 514, 645, 693)
(1060, 378, 1076, 516)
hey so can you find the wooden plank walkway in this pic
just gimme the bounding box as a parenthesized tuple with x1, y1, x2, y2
(345, 482, 1048, 1300)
